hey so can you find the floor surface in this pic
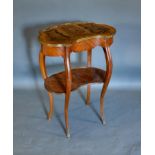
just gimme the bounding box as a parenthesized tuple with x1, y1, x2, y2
(14, 88, 141, 155)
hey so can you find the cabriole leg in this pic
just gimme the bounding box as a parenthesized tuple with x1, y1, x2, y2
(100, 46, 113, 125)
(39, 50, 53, 120)
(64, 48, 72, 138)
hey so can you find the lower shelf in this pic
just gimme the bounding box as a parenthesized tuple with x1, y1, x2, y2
(45, 67, 106, 93)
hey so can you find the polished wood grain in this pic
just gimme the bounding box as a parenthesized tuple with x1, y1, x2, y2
(42, 44, 65, 57)
(45, 67, 106, 93)
(38, 22, 116, 138)
(86, 49, 92, 105)
(64, 47, 72, 138)
(39, 22, 116, 46)
(71, 37, 113, 52)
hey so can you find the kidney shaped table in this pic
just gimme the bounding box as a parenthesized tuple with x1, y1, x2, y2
(38, 22, 116, 138)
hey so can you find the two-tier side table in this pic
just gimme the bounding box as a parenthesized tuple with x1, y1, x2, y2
(38, 22, 116, 138)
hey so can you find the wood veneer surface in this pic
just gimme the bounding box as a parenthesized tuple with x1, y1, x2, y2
(45, 67, 106, 93)
(39, 22, 116, 46)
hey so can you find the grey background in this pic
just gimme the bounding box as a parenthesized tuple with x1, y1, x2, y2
(14, 0, 141, 155)
(14, 0, 141, 89)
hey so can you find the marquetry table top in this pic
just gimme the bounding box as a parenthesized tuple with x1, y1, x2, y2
(39, 22, 116, 46)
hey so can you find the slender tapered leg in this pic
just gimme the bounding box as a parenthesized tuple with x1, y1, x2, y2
(64, 48, 72, 138)
(100, 46, 113, 125)
(47, 92, 54, 120)
(39, 50, 54, 120)
(86, 49, 92, 105)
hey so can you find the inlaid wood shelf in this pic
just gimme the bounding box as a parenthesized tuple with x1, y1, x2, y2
(38, 22, 116, 138)
(45, 67, 106, 93)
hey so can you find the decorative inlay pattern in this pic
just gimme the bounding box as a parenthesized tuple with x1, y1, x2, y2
(39, 22, 116, 46)
(45, 67, 106, 93)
